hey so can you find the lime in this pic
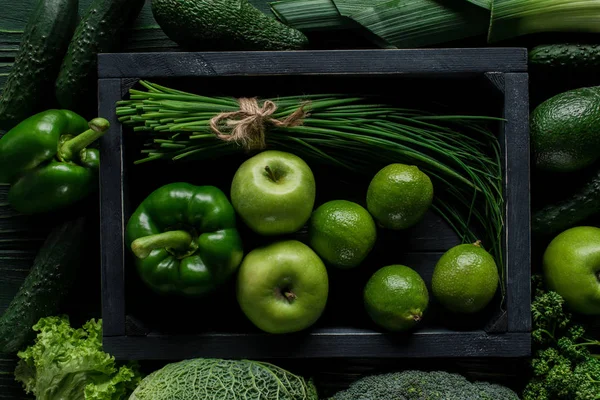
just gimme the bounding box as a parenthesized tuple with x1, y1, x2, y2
(366, 163, 433, 230)
(308, 200, 376, 269)
(431, 241, 499, 314)
(363, 265, 429, 332)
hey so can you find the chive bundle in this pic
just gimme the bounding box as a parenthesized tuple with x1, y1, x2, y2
(116, 80, 506, 296)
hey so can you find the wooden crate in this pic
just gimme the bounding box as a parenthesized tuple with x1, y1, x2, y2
(98, 49, 531, 360)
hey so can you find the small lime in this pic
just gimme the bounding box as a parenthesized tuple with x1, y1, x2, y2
(366, 163, 434, 230)
(363, 265, 429, 332)
(431, 241, 499, 314)
(308, 200, 376, 269)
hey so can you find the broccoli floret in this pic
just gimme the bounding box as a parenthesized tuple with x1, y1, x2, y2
(329, 370, 520, 400)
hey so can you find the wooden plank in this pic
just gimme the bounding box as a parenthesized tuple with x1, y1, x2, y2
(103, 331, 531, 360)
(97, 48, 528, 79)
(98, 79, 127, 336)
(504, 73, 531, 333)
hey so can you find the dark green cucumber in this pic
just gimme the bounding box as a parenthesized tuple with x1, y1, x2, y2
(0, 0, 79, 131)
(532, 166, 600, 236)
(0, 216, 87, 353)
(55, 0, 146, 115)
(151, 0, 309, 51)
(530, 43, 600, 68)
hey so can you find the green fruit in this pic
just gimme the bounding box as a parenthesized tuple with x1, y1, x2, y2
(431, 241, 499, 314)
(236, 240, 329, 334)
(151, 0, 308, 51)
(309, 200, 377, 269)
(543, 226, 600, 315)
(530, 86, 600, 172)
(366, 163, 434, 230)
(363, 265, 429, 332)
(230, 150, 316, 236)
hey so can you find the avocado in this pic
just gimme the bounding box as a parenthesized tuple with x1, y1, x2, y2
(530, 86, 600, 172)
(151, 0, 308, 51)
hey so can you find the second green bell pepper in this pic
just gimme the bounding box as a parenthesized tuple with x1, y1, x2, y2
(125, 182, 244, 297)
(0, 109, 109, 214)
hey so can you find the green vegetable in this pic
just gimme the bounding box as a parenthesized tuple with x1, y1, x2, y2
(151, 0, 308, 51)
(270, 0, 490, 48)
(55, 0, 146, 116)
(125, 182, 244, 297)
(529, 43, 600, 69)
(489, 0, 600, 43)
(329, 370, 519, 399)
(116, 80, 507, 295)
(523, 276, 600, 399)
(14, 315, 141, 400)
(0, 109, 109, 214)
(0, 0, 79, 131)
(530, 86, 600, 172)
(532, 164, 600, 236)
(129, 358, 318, 400)
(0, 217, 87, 354)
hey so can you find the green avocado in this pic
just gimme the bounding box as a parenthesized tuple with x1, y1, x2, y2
(530, 86, 600, 172)
(151, 0, 308, 51)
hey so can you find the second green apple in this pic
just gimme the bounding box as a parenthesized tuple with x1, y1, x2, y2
(230, 150, 316, 236)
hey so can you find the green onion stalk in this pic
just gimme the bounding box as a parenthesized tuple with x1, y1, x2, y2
(116, 80, 507, 299)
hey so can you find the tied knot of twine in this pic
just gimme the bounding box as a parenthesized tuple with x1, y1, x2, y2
(209, 98, 308, 150)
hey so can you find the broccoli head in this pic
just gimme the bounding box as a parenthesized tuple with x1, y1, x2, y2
(329, 370, 520, 400)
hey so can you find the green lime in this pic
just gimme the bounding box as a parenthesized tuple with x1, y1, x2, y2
(308, 200, 376, 269)
(431, 241, 499, 314)
(363, 265, 429, 332)
(366, 163, 434, 230)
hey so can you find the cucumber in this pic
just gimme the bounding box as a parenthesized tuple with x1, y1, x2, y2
(0, 0, 79, 131)
(532, 166, 600, 237)
(0, 216, 87, 353)
(530, 43, 600, 68)
(151, 0, 308, 51)
(55, 0, 146, 116)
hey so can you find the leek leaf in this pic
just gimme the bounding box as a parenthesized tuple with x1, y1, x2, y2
(270, 0, 348, 30)
(352, 0, 490, 48)
(489, 0, 600, 42)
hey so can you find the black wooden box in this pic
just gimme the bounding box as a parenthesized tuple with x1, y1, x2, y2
(97, 49, 531, 361)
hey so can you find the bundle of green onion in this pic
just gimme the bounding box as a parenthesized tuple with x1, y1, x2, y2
(116, 80, 506, 295)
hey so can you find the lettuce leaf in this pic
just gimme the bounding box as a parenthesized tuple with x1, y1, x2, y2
(14, 315, 141, 400)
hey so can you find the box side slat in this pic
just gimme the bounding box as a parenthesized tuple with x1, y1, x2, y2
(98, 49, 528, 78)
(503, 73, 531, 333)
(99, 78, 127, 336)
(103, 331, 531, 361)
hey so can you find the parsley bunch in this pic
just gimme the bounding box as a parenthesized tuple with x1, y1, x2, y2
(524, 276, 600, 399)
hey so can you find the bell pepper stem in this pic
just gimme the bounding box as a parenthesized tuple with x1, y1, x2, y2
(131, 230, 193, 259)
(58, 118, 110, 162)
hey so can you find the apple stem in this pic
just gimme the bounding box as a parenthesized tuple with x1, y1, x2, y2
(131, 230, 193, 259)
(284, 290, 296, 302)
(265, 165, 279, 183)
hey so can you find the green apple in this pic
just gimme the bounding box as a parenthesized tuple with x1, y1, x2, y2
(543, 226, 600, 315)
(236, 240, 329, 334)
(230, 150, 316, 236)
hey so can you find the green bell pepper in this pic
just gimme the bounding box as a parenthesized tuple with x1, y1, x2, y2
(125, 182, 244, 297)
(0, 109, 109, 214)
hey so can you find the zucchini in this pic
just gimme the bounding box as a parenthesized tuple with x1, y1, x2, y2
(0, 216, 87, 353)
(532, 166, 600, 237)
(55, 0, 146, 116)
(530, 43, 600, 69)
(0, 0, 79, 131)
